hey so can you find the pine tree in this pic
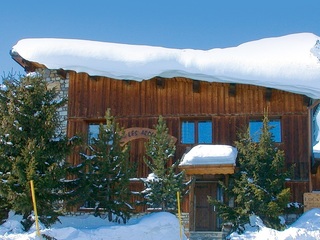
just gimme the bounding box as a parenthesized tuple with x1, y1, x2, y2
(141, 116, 190, 211)
(68, 109, 134, 223)
(209, 114, 292, 232)
(0, 196, 9, 224)
(0, 74, 78, 230)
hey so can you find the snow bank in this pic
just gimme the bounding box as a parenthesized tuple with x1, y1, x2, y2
(11, 33, 320, 98)
(229, 208, 320, 240)
(179, 145, 238, 166)
(0, 212, 186, 240)
(1, 209, 320, 240)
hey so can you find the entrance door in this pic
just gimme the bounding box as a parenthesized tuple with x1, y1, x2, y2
(194, 182, 220, 231)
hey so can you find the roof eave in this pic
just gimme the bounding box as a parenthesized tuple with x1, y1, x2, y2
(10, 51, 46, 73)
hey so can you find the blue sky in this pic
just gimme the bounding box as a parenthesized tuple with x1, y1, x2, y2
(1, 0, 319, 76)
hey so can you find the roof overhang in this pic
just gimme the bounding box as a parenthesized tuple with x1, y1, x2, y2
(10, 51, 45, 73)
(179, 164, 235, 175)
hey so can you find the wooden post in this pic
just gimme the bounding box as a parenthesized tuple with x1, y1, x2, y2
(177, 191, 183, 240)
(189, 178, 195, 231)
(30, 180, 40, 237)
(308, 107, 314, 192)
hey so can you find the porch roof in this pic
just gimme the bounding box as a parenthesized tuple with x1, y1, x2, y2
(179, 145, 237, 175)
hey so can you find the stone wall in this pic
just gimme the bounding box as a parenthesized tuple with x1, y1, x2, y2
(36, 69, 69, 135)
(177, 212, 189, 237)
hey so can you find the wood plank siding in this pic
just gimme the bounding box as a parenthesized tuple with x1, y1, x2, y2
(66, 71, 310, 210)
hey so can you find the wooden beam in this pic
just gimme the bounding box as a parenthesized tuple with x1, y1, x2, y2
(308, 99, 320, 110)
(156, 77, 165, 89)
(229, 83, 236, 97)
(90, 76, 99, 81)
(180, 164, 235, 175)
(193, 80, 200, 93)
(10, 51, 45, 73)
(265, 87, 272, 102)
(189, 180, 195, 231)
(56, 69, 67, 79)
(304, 96, 311, 106)
(124, 79, 132, 85)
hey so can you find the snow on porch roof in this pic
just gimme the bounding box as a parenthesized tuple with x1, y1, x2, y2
(180, 145, 238, 166)
(10, 32, 320, 99)
(179, 145, 238, 175)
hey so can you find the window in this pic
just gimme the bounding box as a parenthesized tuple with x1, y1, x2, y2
(88, 123, 102, 143)
(249, 119, 282, 142)
(181, 120, 212, 144)
(312, 104, 320, 147)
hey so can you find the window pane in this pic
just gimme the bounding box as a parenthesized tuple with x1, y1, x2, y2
(249, 121, 263, 142)
(249, 119, 281, 142)
(269, 120, 281, 142)
(88, 124, 100, 143)
(181, 121, 195, 144)
(198, 121, 212, 143)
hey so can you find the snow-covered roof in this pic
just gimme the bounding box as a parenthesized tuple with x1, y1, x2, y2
(179, 145, 238, 166)
(11, 33, 320, 98)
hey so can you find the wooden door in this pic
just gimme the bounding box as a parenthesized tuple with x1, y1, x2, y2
(194, 182, 218, 231)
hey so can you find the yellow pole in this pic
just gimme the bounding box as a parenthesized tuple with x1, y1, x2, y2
(30, 180, 41, 237)
(177, 191, 183, 240)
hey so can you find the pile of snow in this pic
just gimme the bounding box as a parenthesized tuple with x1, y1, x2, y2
(1, 209, 320, 239)
(0, 211, 187, 240)
(11, 33, 320, 98)
(179, 144, 238, 166)
(229, 208, 320, 240)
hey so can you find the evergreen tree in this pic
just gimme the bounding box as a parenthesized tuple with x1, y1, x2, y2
(0, 196, 9, 224)
(68, 109, 134, 223)
(141, 116, 190, 211)
(0, 74, 78, 230)
(209, 114, 292, 232)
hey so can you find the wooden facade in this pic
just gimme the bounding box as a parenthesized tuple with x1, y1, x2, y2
(65, 71, 314, 203)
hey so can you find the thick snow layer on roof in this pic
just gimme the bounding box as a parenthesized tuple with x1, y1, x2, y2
(11, 33, 320, 98)
(179, 145, 238, 166)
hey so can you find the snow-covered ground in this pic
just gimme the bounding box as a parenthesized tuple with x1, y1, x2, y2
(230, 208, 320, 240)
(0, 208, 319, 240)
(0, 211, 187, 240)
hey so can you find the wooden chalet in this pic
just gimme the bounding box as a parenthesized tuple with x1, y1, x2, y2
(10, 36, 320, 238)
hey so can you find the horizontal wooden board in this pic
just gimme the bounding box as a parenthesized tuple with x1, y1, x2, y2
(179, 164, 235, 175)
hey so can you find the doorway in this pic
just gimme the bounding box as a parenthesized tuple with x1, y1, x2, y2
(194, 181, 222, 231)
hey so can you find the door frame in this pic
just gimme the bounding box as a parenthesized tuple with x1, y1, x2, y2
(189, 176, 227, 232)
(194, 181, 218, 231)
